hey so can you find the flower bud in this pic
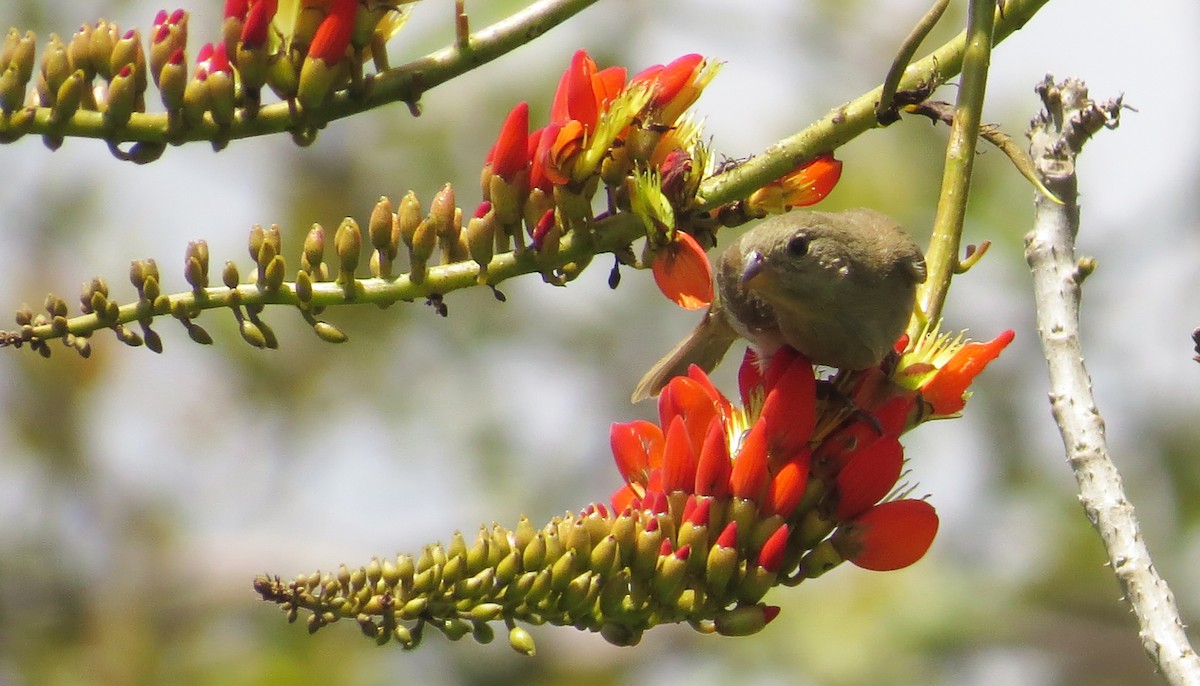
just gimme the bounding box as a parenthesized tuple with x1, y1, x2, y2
(181, 71, 210, 128)
(89, 20, 119, 80)
(508, 625, 536, 656)
(67, 24, 95, 81)
(102, 64, 138, 128)
(38, 35, 71, 107)
(334, 217, 361, 283)
(0, 65, 24, 114)
(713, 604, 780, 637)
(302, 223, 325, 273)
(368, 195, 394, 255)
(465, 207, 496, 284)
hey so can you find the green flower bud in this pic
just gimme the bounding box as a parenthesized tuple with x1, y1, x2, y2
(713, 604, 779, 637)
(334, 217, 361, 283)
(507, 625, 536, 656)
(465, 210, 495, 284)
(396, 190, 421, 250)
(239, 318, 267, 348)
(368, 196, 394, 253)
(67, 24, 95, 81)
(181, 73, 210, 128)
(207, 68, 235, 127)
(89, 21, 119, 80)
(38, 35, 71, 107)
(796, 539, 843, 579)
(589, 535, 619, 576)
(264, 255, 286, 293)
(157, 50, 187, 113)
(51, 69, 86, 124)
(0, 64, 24, 113)
(222, 260, 240, 289)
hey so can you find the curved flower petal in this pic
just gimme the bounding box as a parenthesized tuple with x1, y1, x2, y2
(729, 420, 769, 501)
(758, 352, 817, 460)
(610, 419, 664, 485)
(737, 347, 764, 408)
(651, 231, 713, 310)
(694, 417, 732, 498)
(487, 101, 530, 182)
(833, 499, 939, 571)
(763, 449, 810, 519)
(831, 435, 904, 521)
(746, 154, 843, 215)
(307, 0, 355, 63)
(550, 49, 599, 129)
(658, 375, 721, 454)
(661, 416, 698, 494)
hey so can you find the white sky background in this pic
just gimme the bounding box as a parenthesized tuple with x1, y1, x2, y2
(0, 1, 1197, 683)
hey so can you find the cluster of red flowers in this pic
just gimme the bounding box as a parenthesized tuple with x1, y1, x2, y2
(610, 330, 1013, 576)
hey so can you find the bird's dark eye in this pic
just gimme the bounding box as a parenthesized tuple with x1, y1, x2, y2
(786, 234, 809, 257)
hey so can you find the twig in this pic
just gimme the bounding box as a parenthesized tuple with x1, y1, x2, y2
(876, 0, 950, 125)
(1024, 75, 1200, 685)
(904, 100, 1062, 203)
(696, 0, 1050, 212)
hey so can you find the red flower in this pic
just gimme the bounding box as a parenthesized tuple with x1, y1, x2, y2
(920, 329, 1015, 415)
(746, 154, 843, 215)
(832, 499, 939, 571)
(893, 327, 1015, 419)
(224, 0, 250, 19)
(308, 0, 356, 64)
(651, 231, 713, 310)
(610, 346, 816, 521)
(536, 120, 586, 187)
(831, 435, 904, 520)
(241, 0, 278, 48)
(486, 101, 530, 182)
(549, 50, 625, 131)
(630, 53, 716, 125)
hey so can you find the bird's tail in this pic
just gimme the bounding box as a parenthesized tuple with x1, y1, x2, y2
(631, 312, 739, 403)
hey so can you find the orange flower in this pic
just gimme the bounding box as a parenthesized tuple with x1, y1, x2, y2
(631, 53, 719, 125)
(536, 120, 585, 187)
(894, 327, 1015, 418)
(745, 154, 843, 216)
(549, 49, 626, 131)
(920, 330, 1015, 415)
(651, 231, 713, 310)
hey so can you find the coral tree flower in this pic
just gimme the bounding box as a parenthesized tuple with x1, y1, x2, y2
(746, 154, 843, 216)
(651, 231, 713, 310)
(261, 334, 1008, 653)
(893, 327, 1016, 418)
(609, 349, 802, 520)
(609, 333, 1006, 577)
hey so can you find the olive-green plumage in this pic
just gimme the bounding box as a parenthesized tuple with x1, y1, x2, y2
(632, 208, 926, 402)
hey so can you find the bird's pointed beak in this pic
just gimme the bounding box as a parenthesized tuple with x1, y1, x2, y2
(739, 250, 766, 288)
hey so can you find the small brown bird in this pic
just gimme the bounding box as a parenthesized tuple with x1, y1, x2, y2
(632, 208, 926, 402)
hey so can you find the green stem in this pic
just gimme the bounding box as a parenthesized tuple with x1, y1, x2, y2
(876, 0, 951, 124)
(21, 213, 645, 343)
(2, 0, 600, 144)
(697, 0, 1046, 211)
(913, 0, 995, 331)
